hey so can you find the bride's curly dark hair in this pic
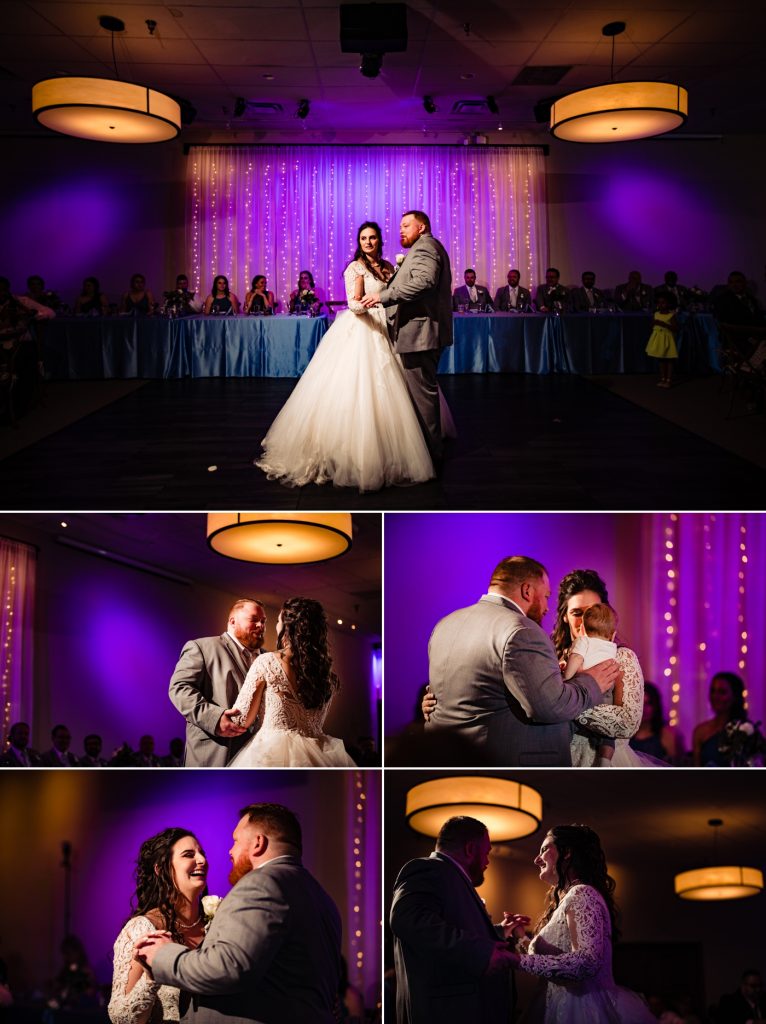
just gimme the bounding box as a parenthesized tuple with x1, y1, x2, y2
(278, 597, 339, 709)
(535, 824, 621, 943)
(551, 568, 611, 660)
(129, 827, 206, 942)
(352, 221, 391, 282)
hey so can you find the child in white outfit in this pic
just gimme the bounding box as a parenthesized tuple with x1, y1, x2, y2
(565, 603, 618, 766)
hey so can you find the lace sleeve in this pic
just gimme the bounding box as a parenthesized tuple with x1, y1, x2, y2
(107, 918, 161, 1024)
(576, 648, 644, 739)
(518, 886, 607, 982)
(344, 261, 366, 312)
(231, 657, 268, 727)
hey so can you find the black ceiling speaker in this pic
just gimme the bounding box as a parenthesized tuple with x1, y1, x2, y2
(340, 4, 407, 53)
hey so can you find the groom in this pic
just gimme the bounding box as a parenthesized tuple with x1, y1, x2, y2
(362, 210, 452, 464)
(168, 599, 266, 767)
(135, 802, 342, 1024)
(426, 555, 619, 766)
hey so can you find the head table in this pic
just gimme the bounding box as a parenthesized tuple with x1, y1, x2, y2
(40, 311, 719, 380)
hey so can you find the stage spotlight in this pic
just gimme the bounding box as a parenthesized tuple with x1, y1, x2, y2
(360, 52, 383, 78)
(297, 98, 310, 119)
(233, 96, 246, 118)
(486, 94, 499, 114)
(423, 95, 436, 114)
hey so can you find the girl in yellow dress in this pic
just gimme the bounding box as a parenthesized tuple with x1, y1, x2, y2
(645, 293, 679, 387)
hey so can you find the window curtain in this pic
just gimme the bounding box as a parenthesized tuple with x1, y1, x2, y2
(186, 144, 547, 309)
(0, 536, 36, 747)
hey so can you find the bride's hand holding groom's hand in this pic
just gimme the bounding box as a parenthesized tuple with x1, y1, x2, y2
(215, 709, 247, 738)
(500, 912, 531, 942)
(360, 293, 381, 308)
(132, 932, 172, 973)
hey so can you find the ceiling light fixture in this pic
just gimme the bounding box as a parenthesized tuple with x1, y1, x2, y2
(297, 98, 310, 120)
(360, 53, 383, 78)
(405, 776, 542, 842)
(486, 94, 499, 114)
(233, 96, 246, 118)
(674, 819, 764, 901)
(423, 95, 436, 114)
(206, 513, 352, 564)
(550, 21, 687, 143)
(32, 15, 181, 143)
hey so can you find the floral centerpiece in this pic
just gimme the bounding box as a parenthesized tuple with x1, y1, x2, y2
(718, 719, 766, 767)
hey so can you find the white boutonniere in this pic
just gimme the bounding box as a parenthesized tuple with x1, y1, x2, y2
(390, 253, 405, 279)
(202, 894, 222, 931)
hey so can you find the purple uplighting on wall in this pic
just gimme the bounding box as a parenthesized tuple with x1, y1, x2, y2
(384, 513, 765, 747)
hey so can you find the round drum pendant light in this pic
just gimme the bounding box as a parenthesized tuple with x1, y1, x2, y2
(405, 777, 542, 842)
(207, 513, 353, 564)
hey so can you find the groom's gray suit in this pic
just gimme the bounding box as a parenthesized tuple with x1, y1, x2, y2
(426, 593, 605, 766)
(150, 854, 342, 1024)
(377, 232, 453, 458)
(169, 634, 259, 767)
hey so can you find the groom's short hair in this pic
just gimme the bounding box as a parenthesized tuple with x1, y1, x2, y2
(436, 815, 488, 852)
(239, 802, 302, 853)
(228, 597, 265, 617)
(403, 209, 431, 233)
(489, 555, 547, 591)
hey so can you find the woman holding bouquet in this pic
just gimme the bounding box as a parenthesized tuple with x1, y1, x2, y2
(288, 270, 323, 315)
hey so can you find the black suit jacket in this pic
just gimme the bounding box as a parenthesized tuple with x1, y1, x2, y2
(391, 853, 514, 1024)
(570, 286, 607, 312)
(534, 284, 570, 311)
(716, 989, 766, 1024)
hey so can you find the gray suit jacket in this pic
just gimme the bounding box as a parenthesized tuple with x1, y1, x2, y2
(151, 856, 342, 1024)
(377, 234, 453, 353)
(391, 852, 512, 1024)
(426, 594, 604, 766)
(168, 634, 258, 767)
(452, 284, 493, 310)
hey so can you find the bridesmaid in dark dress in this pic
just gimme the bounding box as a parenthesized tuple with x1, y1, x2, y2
(692, 671, 746, 766)
(120, 273, 156, 315)
(203, 274, 240, 315)
(74, 276, 109, 316)
(629, 681, 684, 764)
(243, 274, 275, 314)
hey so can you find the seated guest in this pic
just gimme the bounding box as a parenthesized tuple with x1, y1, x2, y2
(629, 681, 684, 765)
(78, 733, 108, 766)
(0, 276, 56, 322)
(452, 268, 493, 310)
(132, 733, 161, 767)
(289, 270, 323, 314)
(203, 274, 240, 315)
(692, 671, 747, 766)
(161, 736, 185, 767)
(244, 274, 276, 314)
(654, 270, 690, 311)
(494, 268, 531, 311)
(25, 274, 61, 311)
(615, 270, 653, 311)
(119, 273, 156, 315)
(0, 275, 53, 419)
(74, 276, 109, 316)
(715, 969, 766, 1024)
(164, 273, 201, 316)
(712, 271, 764, 328)
(535, 266, 570, 312)
(0, 721, 41, 766)
(570, 270, 607, 312)
(39, 724, 79, 766)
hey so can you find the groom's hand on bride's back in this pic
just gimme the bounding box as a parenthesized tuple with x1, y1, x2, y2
(216, 709, 248, 737)
(586, 659, 621, 694)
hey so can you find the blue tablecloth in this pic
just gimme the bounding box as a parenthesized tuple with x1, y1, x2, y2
(43, 315, 329, 379)
(440, 312, 720, 375)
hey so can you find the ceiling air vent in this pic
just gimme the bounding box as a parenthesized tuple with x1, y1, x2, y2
(451, 100, 491, 115)
(248, 102, 284, 114)
(513, 66, 571, 86)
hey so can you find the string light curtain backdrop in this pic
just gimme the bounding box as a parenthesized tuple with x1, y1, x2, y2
(187, 145, 547, 308)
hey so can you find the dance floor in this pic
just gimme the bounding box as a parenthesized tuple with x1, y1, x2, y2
(1, 374, 761, 510)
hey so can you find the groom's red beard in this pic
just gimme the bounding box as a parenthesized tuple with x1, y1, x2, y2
(228, 855, 254, 886)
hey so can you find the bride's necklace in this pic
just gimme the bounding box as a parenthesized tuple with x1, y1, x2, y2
(178, 913, 202, 929)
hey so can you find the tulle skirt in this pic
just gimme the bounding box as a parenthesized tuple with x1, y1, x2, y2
(229, 727, 356, 768)
(522, 983, 655, 1023)
(255, 307, 434, 492)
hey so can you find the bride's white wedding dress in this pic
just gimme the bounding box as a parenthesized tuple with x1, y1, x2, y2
(571, 647, 666, 767)
(255, 261, 435, 491)
(228, 652, 355, 767)
(108, 916, 179, 1023)
(519, 884, 655, 1023)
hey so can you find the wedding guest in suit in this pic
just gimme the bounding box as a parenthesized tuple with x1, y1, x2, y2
(168, 599, 266, 767)
(362, 209, 453, 465)
(132, 734, 162, 768)
(715, 968, 766, 1024)
(243, 275, 276, 315)
(570, 271, 607, 313)
(39, 724, 79, 766)
(452, 269, 493, 310)
(25, 274, 61, 311)
(654, 270, 690, 311)
(426, 556, 616, 766)
(120, 273, 157, 315)
(78, 733, 108, 767)
(494, 268, 531, 311)
(135, 803, 342, 1024)
(203, 275, 240, 315)
(615, 271, 653, 312)
(161, 737, 185, 767)
(391, 814, 516, 1024)
(74, 277, 109, 316)
(0, 721, 41, 767)
(534, 267, 570, 312)
(713, 271, 765, 328)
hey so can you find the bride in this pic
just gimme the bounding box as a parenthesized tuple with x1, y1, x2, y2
(228, 597, 355, 767)
(506, 825, 655, 1023)
(255, 221, 435, 492)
